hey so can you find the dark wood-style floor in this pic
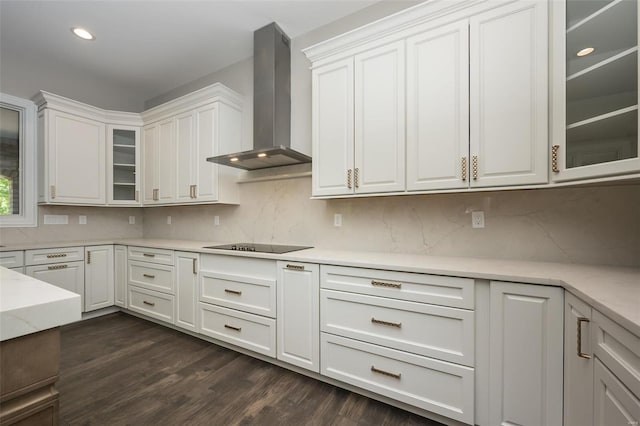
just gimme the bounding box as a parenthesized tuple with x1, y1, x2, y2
(59, 313, 442, 425)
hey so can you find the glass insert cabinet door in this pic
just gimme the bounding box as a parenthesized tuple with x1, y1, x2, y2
(107, 125, 140, 204)
(553, 0, 639, 181)
(0, 106, 21, 215)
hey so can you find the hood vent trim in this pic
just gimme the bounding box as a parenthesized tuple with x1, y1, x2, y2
(207, 22, 311, 170)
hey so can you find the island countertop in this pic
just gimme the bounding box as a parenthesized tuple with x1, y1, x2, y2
(0, 267, 82, 341)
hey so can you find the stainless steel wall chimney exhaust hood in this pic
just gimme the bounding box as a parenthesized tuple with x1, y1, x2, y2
(207, 23, 311, 171)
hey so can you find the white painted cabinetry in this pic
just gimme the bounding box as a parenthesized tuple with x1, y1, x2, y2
(143, 118, 176, 204)
(107, 125, 141, 205)
(114, 245, 127, 308)
(276, 261, 319, 372)
(84, 245, 114, 312)
(38, 109, 106, 204)
(488, 281, 563, 426)
(175, 251, 199, 332)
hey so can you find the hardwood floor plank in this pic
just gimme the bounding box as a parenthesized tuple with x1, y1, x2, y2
(58, 313, 443, 425)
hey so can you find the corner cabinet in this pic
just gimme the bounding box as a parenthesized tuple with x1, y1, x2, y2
(305, 0, 548, 198)
(107, 125, 140, 205)
(551, 0, 640, 181)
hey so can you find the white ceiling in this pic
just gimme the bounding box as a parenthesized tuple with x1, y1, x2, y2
(0, 0, 379, 103)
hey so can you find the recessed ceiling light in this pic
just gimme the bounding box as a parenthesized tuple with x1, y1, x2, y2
(257, 153, 267, 158)
(576, 47, 594, 57)
(71, 27, 95, 41)
(230, 157, 239, 162)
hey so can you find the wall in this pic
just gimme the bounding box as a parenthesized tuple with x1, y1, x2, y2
(0, 205, 143, 246)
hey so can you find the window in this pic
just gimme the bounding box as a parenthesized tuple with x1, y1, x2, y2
(0, 93, 37, 227)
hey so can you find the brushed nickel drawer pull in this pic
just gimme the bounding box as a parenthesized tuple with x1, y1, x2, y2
(371, 366, 401, 380)
(551, 145, 560, 173)
(347, 169, 352, 189)
(143, 253, 155, 257)
(50, 185, 56, 199)
(224, 324, 242, 332)
(87, 251, 91, 265)
(143, 300, 155, 307)
(135, 190, 139, 202)
(577, 317, 591, 359)
(461, 157, 467, 181)
(47, 264, 68, 270)
(225, 289, 242, 296)
(143, 274, 155, 279)
(472, 156, 478, 180)
(354, 167, 360, 189)
(371, 280, 401, 289)
(371, 317, 402, 328)
(46, 253, 67, 259)
(286, 264, 305, 271)
(192, 258, 197, 275)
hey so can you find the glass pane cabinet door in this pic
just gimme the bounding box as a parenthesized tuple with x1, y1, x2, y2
(108, 126, 140, 204)
(555, 0, 639, 181)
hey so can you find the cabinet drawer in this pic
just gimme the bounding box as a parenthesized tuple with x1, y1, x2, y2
(200, 271, 276, 318)
(128, 246, 174, 265)
(25, 247, 84, 265)
(200, 254, 276, 280)
(594, 358, 640, 424)
(25, 261, 85, 309)
(593, 310, 640, 398)
(128, 261, 175, 294)
(199, 303, 276, 357)
(321, 333, 474, 425)
(0, 251, 24, 268)
(321, 289, 474, 366)
(321, 265, 474, 309)
(128, 286, 175, 324)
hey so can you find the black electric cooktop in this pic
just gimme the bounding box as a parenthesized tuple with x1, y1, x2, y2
(203, 243, 313, 254)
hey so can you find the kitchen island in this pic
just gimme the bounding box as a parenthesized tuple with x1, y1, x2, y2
(0, 267, 81, 425)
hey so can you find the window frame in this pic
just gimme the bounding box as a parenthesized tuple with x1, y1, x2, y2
(0, 93, 37, 227)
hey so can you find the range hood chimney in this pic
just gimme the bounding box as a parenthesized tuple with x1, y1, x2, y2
(207, 23, 311, 170)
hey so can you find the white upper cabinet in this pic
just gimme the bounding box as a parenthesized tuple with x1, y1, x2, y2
(354, 41, 406, 194)
(175, 111, 195, 203)
(142, 124, 158, 204)
(552, 0, 639, 181)
(406, 21, 469, 191)
(312, 58, 354, 197)
(107, 125, 140, 206)
(142, 118, 176, 204)
(470, 1, 548, 187)
(38, 109, 106, 204)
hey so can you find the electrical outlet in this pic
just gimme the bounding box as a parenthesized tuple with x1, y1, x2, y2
(214, 216, 220, 226)
(472, 211, 485, 228)
(78, 215, 87, 225)
(167, 215, 172, 225)
(334, 213, 342, 227)
(129, 216, 135, 225)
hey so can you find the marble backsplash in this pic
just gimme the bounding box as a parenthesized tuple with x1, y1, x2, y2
(142, 177, 640, 268)
(0, 205, 143, 246)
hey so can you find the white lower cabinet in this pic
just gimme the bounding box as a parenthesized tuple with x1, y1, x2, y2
(128, 286, 175, 323)
(277, 262, 320, 373)
(198, 254, 277, 357)
(321, 333, 474, 424)
(26, 261, 85, 309)
(0, 251, 24, 269)
(488, 282, 563, 426)
(114, 245, 127, 307)
(176, 251, 198, 332)
(84, 245, 114, 312)
(594, 358, 640, 425)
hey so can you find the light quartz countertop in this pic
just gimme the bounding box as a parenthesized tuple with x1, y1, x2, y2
(3, 238, 639, 336)
(0, 267, 82, 341)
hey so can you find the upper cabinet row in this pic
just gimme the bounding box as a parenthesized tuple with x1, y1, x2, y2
(33, 84, 243, 206)
(304, 0, 639, 198)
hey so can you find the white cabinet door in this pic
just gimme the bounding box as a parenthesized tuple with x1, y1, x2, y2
(195, 103, 219, 202)
(176, 251, 198, 332)
(175, 112, 195, 203)
(114, 245, 127, 308)
(594, 358, 640, 426)
(142, 124, 158, 204)
(84, 245, 114, 312)
(157, 118, 176, 203)
(489, 281, 563, 426)
(470, 1, 548, 187)
(406, 21, 469, 191)
(46, 110, 106, 204)
(26, 261, 85, 310)
(354, 40, 405, 194)
(107, 125, 140, 206)
(276, 262, 320, 372)
(564, 292, 594, 426)
(312, 58, 354, 197)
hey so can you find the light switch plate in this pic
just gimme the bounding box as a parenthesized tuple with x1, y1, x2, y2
(167, 216, 172, 225)
(78, 215, 87, 225)
(129, 216, 135, 225)
(43, 214, 69, 225)
(214, 216, 220, 226)
(334, 213, 342, 227)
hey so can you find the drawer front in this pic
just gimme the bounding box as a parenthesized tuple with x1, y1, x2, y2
(199, 303, 276, 357)
(200, 271, 276, 318)
(128, 261, 175, 294)
(321, 289, 474, 366)
(0, 251, 24, 268)
(594, 358, 640, 425)
(593, 310, 640, 398)
(200, 254, 276, 280)
(128, 246, 174, 266)
(321, 265, 474, 309)
(128, 286, 175, 324)
(25, 247, 84, 265)
(321, 333, 474, 425)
